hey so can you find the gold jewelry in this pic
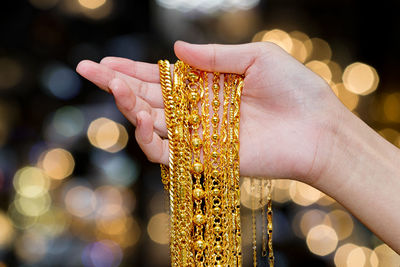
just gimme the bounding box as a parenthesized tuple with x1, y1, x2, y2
(158, 59, 251, 266)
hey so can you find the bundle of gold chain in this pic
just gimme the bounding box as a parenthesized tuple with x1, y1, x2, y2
(158, 59, 273, 266)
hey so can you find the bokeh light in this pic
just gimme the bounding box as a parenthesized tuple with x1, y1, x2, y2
(262, 29, 293, 53)
(147, 213, 169, 245)
(156, 0, 260, 14)
(14, 193, 52, 217)
(271, 179, 292, 203)
(289, 181, 322, 206)
(52, 106, 85, 138)
(306, 38, 332, 61)
(333, 83, 359, 111)
(87, 118, 129, 153)
(347, 246, 367, 266)
(7, 204, 38, 230)
(334, 243, 358, 267)
(327, 209, 354, 240)
(382, 93, 400, 122)
(13, 166, 50, 198)
(64, 186, 97, 218)
(81, 240, 123, 267)
(298, 209, 330, 237)
(39, 148, 75, 180)
(342, 62, 379, 95)
(317, 193, 336, 206)
(372, 244, 400, 266)
(306, 224, 338, 256)
(41, 63, 81, 100)
(35, 207, 69, 237)
(101, 154, 139, 186)
(15, 231, 48, 263)
(78, 0, 106, 9)
(0, 211, 15, 248)
(306, 60, 332, 83)
(79, 0, 113, 20)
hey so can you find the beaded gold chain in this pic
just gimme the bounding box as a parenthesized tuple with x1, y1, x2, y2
(159, 59, 274, 266)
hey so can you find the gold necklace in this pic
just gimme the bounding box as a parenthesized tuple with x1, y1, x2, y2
(158, 59, 273, 266)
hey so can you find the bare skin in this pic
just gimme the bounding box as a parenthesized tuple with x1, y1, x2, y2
(76, 41, 400, 253)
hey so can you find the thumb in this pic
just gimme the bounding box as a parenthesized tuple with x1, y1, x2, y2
(174, 41, 261, 74)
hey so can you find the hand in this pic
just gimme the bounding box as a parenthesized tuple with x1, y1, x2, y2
(77, 41, 400, 253)
(76, 41, 345, 184)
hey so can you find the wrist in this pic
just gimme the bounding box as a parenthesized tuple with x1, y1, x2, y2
(310, 104, 400, 197)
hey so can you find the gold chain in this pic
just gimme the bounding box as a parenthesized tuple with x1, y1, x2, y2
(159, 60, 244, 266)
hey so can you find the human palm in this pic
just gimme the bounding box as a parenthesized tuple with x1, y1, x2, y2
(77, 41, 343, 184)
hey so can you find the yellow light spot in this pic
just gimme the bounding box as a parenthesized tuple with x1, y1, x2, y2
(327, 61, 343, 84)
(13, 167, 50, 198)
(334, 243, 358, 267)
(372, 244, 400, 266)
(14, 193, 51, 217)
(299, 209, 330, 237)
(289, 181, 322, 206)
(317, 193, 336, 206)
(290, 38, 308, 63)
(333, 83, 359, 111)
(262, 29, 293, 53)
(97, 214, 128, 236)
(343, 62, 379, 95)
(80, 0, 113, 20)
(95, 217, 140, 247)
(289, 31, 313, 61)
(39, 148, 75, 180)
(35, 208, 69, 237)
(306, 60, 332, 83)
(306, 224, 338, 256)
(252, 30, 268, 42)
(327, 209, 354, 240)
(271, 179, 292, 203)
(7, 204, 37, 229)
(87, 117, 128, 153)
(147, 213, 169, 245)
(64, 186, 96, 217)
(0, 211, 14, 248)
(383, 93, 400, 122)
(305, 38, 332, 61)
(347, 246, 366, 266)
(78, 0, 106, 9)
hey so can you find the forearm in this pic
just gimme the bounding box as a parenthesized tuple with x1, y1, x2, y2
(313, 108, 400, 253)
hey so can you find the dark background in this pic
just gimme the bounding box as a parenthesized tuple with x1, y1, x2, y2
(0, 0, 399, 266)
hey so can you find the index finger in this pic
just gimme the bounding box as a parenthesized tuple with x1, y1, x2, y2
(100, 57, 162, 83)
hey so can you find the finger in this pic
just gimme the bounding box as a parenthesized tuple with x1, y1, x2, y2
(135, 110, 169, 165)
(100, 57, 160, 83)
(174, 41, 261, 75)
(76, 60, 164, 108)
(109, 78, 167, 138)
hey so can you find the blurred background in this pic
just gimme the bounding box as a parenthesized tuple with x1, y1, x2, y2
(1, 0, 400, 266)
